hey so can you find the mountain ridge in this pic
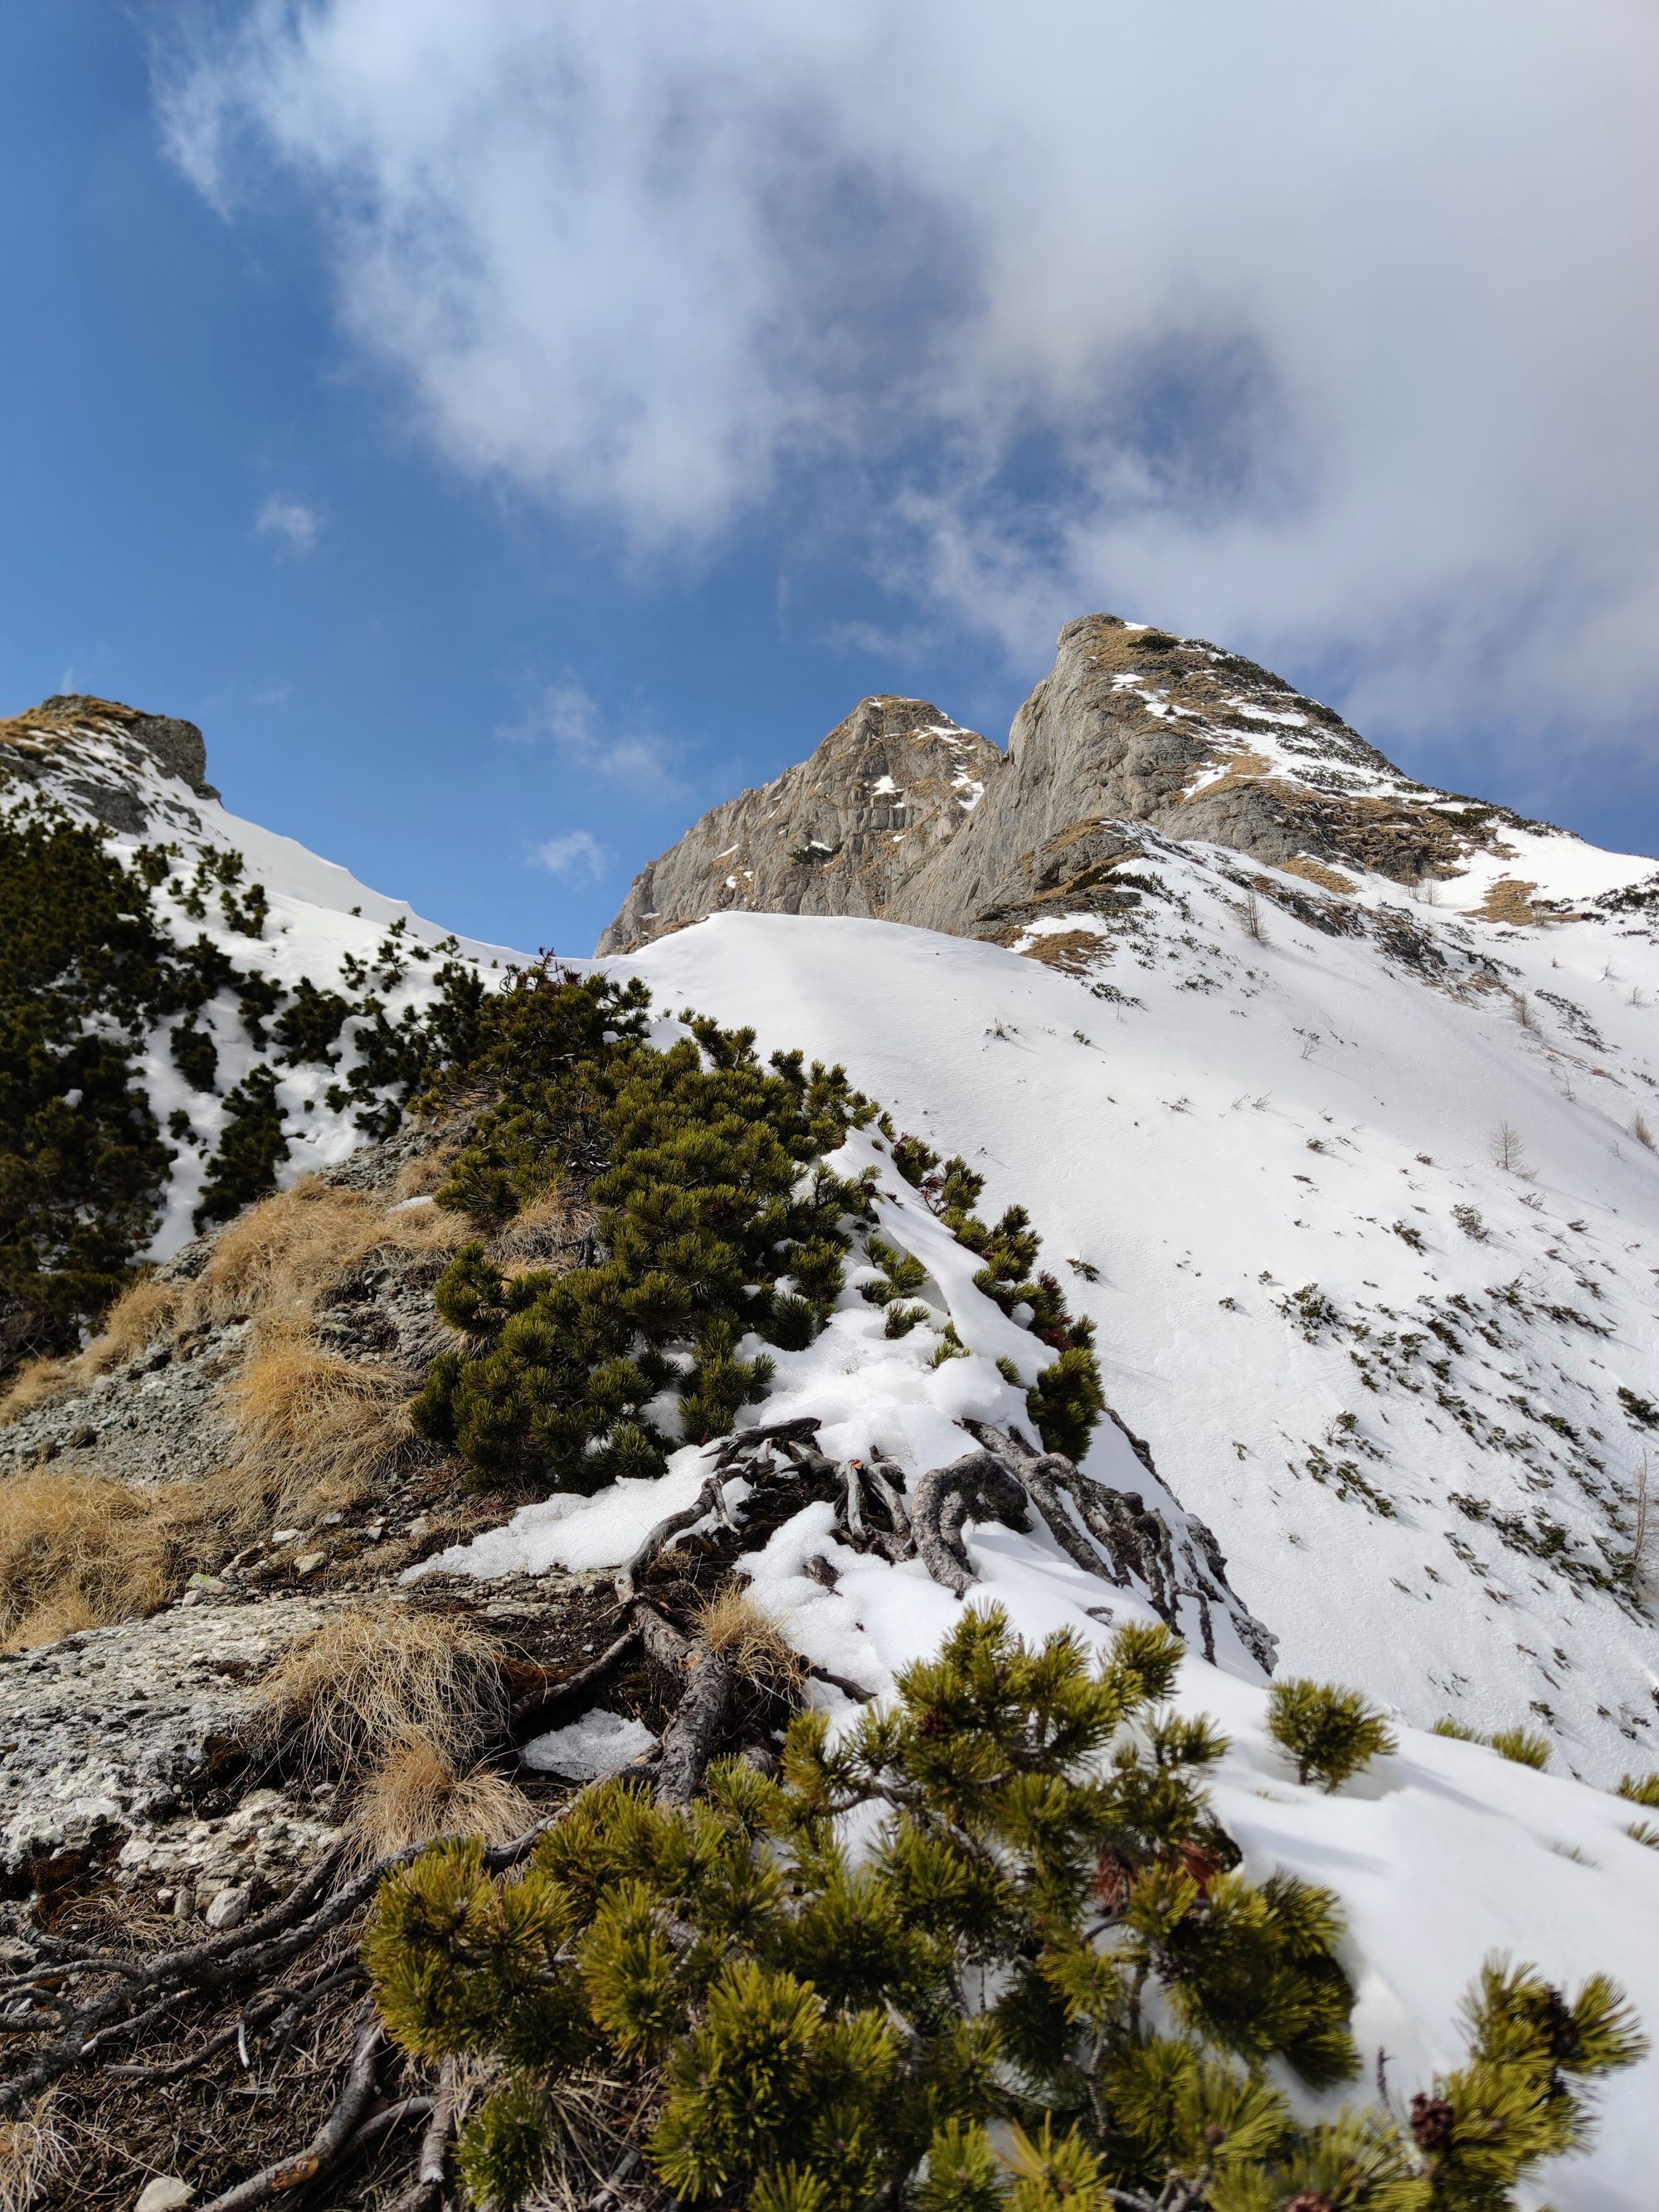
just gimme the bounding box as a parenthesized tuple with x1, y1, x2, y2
(600, 614, 1654, 954)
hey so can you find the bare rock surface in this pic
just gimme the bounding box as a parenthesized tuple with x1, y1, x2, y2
(0, 1596, 337, 1896)
(597, 694, 1001, 953)
(601, 615, 1546, 952)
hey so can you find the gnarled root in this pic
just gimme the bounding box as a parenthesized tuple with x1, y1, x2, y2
(908, 1451, 1031, 1597)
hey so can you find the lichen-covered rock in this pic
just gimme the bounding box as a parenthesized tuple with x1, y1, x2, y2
(0, 1596, 338, 1896)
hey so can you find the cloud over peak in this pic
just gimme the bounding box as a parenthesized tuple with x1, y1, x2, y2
(167, 2, 1659, 759)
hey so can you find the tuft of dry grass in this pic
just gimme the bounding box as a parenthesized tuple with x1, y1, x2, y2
(695, 1585, 803, 1693)
(212, 1332, 413, 1530)
(350, 1730, 535, 1859)
(0, 1174, 466, 1435)
(0, 1471, 176, 1652)
(1634, 1112, 1656, 1154)
(395, 1145, 458, 1201)
(0, 1357, 76, 1428)
(188, 1175, 465, 1337)
(1279, 856, 1356, 897)
(252, 1601, 508, 1779)
(0, 2092, 64, 2212)
(1474, 876, 1541, 926)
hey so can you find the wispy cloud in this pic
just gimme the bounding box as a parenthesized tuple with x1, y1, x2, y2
(255, 493, 322, 557)
(501, 675, 687, 801)
(163, 2, 1659, 771)
(531, 828, 611, 882)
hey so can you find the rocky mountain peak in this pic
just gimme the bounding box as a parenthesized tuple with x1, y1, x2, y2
(596, 694, 1000, 954)
(0, 692, 218, 837)
(600, 613, 1550, 952)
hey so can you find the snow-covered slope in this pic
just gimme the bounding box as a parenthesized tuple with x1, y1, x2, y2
(1, 694, 513, 1252)
(416, 1019, 1659, 2204)
(611, 826, 1659, 1788)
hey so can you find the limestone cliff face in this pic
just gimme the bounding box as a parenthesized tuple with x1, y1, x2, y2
(600, 615, 1537, 950)
(596, 695, 1001, 954)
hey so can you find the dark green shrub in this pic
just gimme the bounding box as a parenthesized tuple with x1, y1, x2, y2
(0, 801, 176, 1356)
(1267, 1678, 1398, 1791)
(272, 977, 353, 1068)
(365, 1607, 1642, 2212)
(859, 1235, 928, 1308)
(766, 1294, 824, 1352)
(170, 1020, 218, 1093)
(411, 967, 876, 1489)
(194, 1065, 289, 1230)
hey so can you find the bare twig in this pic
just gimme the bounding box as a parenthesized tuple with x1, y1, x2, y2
(196, 2013, 385, 2212)
(509, 1626, 640, 1740)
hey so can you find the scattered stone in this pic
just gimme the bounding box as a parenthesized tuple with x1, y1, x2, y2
(203, 1883, 250, 1931)
(135, 2179, 197, 2212)
(292, 1551, 328, 1576)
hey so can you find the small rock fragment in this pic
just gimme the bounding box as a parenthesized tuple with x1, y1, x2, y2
(136, 2179, 197, 2212)
(292, 1551, 328, 1576)
(204, 1885, 251, 1931)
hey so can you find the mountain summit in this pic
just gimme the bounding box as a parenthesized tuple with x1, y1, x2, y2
(601, 615, 1613, 953)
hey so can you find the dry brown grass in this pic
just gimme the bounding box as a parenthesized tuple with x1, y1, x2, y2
(0, 1357, 76, 1428)
(1473, 876, 1541, 926)
(1278, 855, 1357, 896)
(187, 1175, 465, 1336)
(695, 1586, 803, 1693)
(0, 1176, 465, 1436)
(0, 2092, 64, 2212)
(252, 1601, 508, 1779)
(0, 1471, 176, 1652)
(349, 1730, 536, 1859)
(212, 1332, 413, 1529)
(395, 1144, 458, 1200)
(1019, 929, 1106, 977)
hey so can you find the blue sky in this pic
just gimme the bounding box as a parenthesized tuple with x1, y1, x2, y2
(3, 2, 1656, 955)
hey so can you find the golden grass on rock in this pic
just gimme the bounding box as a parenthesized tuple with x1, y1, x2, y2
(252, 1599, 508, 1779)
(0, 1173, 466, 1435)
(188, 1174, 465, 1336)
(349, 1729, 536, 1859)
(214, 1332, 413, 1529)
(0, 1470, 175, 1652)
(695, 1584, 803, 1693)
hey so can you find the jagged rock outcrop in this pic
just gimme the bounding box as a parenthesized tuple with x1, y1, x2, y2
(0, 694, 218, 836)
(597, 695, 1000, 953)
(601, 615, 1543, 951)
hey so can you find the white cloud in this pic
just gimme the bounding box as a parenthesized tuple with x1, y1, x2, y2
(164, 2, 1659, 764)
(531, 828, 610, 881)
(501, 674, 687, 801)
(254, 492, 323, 555)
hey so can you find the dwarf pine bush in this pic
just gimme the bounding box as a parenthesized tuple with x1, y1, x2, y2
(889, 1133, 1104, 1456)
(1267, 1678, 1398, 1791)
(410, 966, 878, 1489)
(0, 791, 497, 1360)
(366, 1608, 1642, 2212)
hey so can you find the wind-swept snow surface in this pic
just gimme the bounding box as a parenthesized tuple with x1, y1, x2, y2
(614, 842, 1659, 1789)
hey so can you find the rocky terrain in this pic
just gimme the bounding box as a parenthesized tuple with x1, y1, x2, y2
(601, 616, 1572, 953)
